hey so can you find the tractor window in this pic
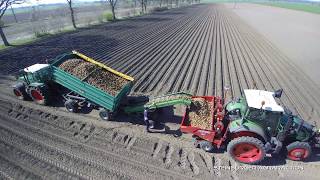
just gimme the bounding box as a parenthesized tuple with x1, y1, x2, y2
(246, 108, 264, 120)
(264, 111, 282, 122)
(264, 111, 282, 136)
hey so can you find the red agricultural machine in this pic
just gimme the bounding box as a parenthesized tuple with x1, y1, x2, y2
(13, 51, 320, 164)
(180, 90, 320, 164)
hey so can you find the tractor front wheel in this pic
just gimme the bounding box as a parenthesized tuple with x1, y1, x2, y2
(13, 83, 29, 100)
(28, 86, 48, 105)
(227, 136, 266, 164)
(286, 142, 311, 161)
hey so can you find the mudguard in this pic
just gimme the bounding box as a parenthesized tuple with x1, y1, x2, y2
(229, 119, 268, 142)
(28, 82, 46, 89)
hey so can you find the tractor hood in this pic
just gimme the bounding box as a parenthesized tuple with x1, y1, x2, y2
(225, 97, 247, 117)
(281, 114, 317, 142)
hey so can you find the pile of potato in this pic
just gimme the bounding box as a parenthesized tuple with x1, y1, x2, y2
(58, 58, 128, 96)
(187, 98, 213, 130)
(86, 68, 128, 96)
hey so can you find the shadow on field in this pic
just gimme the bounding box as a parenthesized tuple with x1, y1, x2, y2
(253, 146, 320, 166)
(97, 25, 137, 31)
(0, 33, 120, 75)
(155, 12, 186, 16)
(133, 17, 172, 22)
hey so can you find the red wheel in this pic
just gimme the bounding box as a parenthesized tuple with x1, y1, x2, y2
(287, 142, 311, 161)
(28, 86, 48, 105)
(13, 83, 29, 100)
(13, 89, 22, 97)
(227, 136, 266, 164)
(31, 90, 44, 101)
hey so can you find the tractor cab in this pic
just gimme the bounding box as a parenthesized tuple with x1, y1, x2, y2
(226, 89, 285, 138)
(226, 89, 283, 120)
(242, 89, 284, 136)
(18, 64, 50, 85)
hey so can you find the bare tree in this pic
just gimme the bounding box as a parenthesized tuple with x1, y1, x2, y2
(106, 0, 117, 20)
(10, 4, 17, 22)
(66, 0, 76, 29)
(0, 0, 24, 46)
(139, 0, 147, 14)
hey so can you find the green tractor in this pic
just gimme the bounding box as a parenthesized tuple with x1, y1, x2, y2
(225, 89, 320, 164)
(13, 64, 51, 105)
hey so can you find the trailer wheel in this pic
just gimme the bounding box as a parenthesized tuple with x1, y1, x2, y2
(64, 100, 78, 113)
(29, 86, 48, 105)
(227, 136, 266, 164)
(99, 109, 111, 121)
(286, 141, 311, 161)
(199, 141, 214, 152)
(13, 83, 29, 100)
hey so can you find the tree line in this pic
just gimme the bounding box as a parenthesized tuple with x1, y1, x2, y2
(0, 0, 199, 46)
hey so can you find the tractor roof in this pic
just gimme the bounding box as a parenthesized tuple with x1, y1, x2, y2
(244, 89, 284, 112)
(24, 64, 49, 73)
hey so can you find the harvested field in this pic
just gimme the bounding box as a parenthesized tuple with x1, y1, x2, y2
(1, 3, 320, 179)
(0, 4, 319, 122)
(228, 3, 320, 88)
(188, 98, 213, 130)
(59, 59, 129, 96)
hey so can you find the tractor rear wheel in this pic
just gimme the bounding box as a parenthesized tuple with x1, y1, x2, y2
(227, 136, 266, 164)
(28, 86, 48, 105)
(286, 141, 311, 161)
(13, 83, 29, 100)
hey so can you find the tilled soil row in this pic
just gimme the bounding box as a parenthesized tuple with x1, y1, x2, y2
(0, 100, 216, 179)
(0, 80, 319, 179)
(0, 140, 79, 180)
(0, 4, 319, 121)
(0, 155, 40, 180)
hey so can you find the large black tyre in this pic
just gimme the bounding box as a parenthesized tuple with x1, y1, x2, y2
(199, 141, 214, 152)
(13, 83, 29, 100)
(227, 136, 266, 164)
(64, 99, 78, 113)
(28, 86, 49, 105)
(286, 141, 311, 161)
(99, 109, 111, 121)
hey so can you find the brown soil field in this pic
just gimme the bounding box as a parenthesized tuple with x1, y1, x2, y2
(0, 3, 320, 180)
(228, 3, 320, 88)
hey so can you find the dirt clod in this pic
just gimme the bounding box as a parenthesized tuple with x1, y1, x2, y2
(188, 98, 213, 130)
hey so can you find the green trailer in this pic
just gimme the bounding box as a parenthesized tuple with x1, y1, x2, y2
(13, 51, 192, 121)
(13, 51, 135, 120)
(50, 52, 134, 119)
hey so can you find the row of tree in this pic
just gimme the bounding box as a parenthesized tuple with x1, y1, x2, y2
(0, 0, 199, 46)
(0, 0, 24, 46)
